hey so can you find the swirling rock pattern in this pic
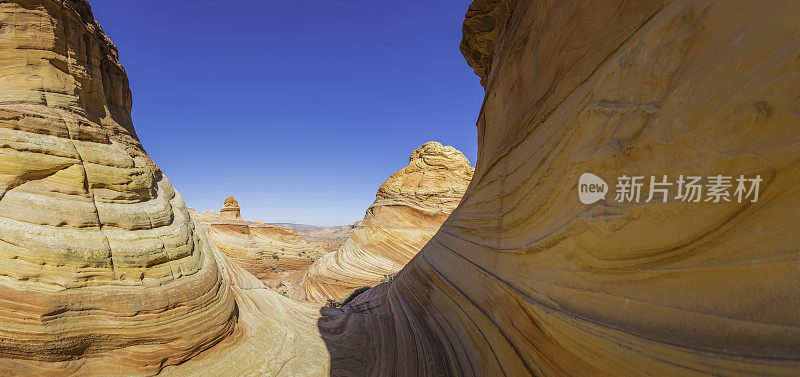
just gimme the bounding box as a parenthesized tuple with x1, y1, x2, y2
(0, 1, 328, 375)
(318, 0, 800, 376)
(0, 0, 237, 369)
(293, 142, 474, 302)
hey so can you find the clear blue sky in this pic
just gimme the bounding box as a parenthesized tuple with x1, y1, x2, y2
(90, 1, 484, 226)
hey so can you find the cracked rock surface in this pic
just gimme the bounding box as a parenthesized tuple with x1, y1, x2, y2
(0, 1, 328, 375)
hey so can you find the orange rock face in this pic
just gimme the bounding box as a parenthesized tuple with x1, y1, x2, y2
(292, 142, 474, 302)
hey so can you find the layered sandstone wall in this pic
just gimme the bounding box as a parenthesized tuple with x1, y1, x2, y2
(293, 142, 474, 302)
(0, 0, 238, 368)
(318, 0, 800, 376)
(0, 1, 329, 375)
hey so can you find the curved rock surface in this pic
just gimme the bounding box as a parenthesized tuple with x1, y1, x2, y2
(293, 142, 474, 302)
(318, 0, 800, 376)
(0, 1, 328, 375)
(0, 0, 235, 367)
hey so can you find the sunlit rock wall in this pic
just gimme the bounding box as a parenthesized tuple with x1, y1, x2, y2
(319, 0, 800, 376)
(0, 1, 329, 375)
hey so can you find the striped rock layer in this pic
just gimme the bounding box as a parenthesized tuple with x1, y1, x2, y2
(293, 141, 474, 302)
(318, 0, 800, 376)
(0, 0, 234, 366)
(204, 197, 320, 285)
(0, 1, 328, 375)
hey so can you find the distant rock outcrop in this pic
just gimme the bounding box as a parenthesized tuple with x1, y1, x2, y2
(190, 198, 321, 290)
(218, 196, 245, 223)
(283, 222, 360, 254)
(293, 142, 474, 302)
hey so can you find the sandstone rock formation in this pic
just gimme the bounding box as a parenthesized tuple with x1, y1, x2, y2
(3, 0, 800, 375)
(218, 196, 244, 222)
(293, 142, 474, 302)
(317, 0, 800, 375)
(196, 216, 357, 255)
(0, 1, 328, 375)
(189, 198, 321, 290)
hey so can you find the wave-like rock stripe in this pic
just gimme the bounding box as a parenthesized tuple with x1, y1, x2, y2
(318, 0, 800, 375)
(0, 1, 328, 375)
(0, 0, 235, 366)
(293, 142, 474, 302)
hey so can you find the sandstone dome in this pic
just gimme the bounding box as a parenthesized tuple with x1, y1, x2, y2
(292, 141, 474, 302)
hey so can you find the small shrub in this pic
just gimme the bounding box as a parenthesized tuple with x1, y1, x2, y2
(272, 252, 279, 260)
(380, 272, 398, 283)
(325, 286, 371, 308)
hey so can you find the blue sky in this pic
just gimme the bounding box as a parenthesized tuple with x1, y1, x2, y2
(90, 1, 484, 226)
